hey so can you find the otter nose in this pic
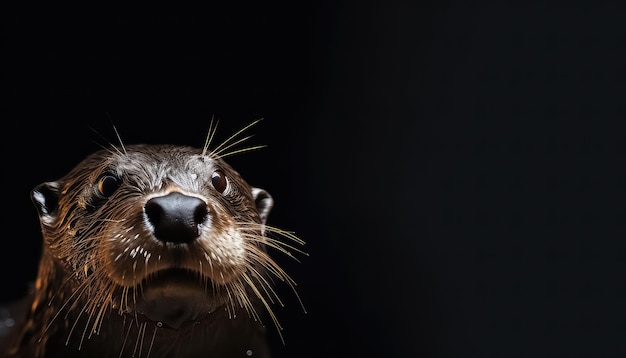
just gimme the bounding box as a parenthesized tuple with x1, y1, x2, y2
(144, 192, 208, 244)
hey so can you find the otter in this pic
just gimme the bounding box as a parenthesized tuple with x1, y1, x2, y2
(1, 122, 305, 357)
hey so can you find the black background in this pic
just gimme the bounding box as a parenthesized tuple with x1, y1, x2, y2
(2, 1, 626, 357)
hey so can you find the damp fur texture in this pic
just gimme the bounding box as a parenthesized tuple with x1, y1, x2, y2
(3, 121, 305, 358)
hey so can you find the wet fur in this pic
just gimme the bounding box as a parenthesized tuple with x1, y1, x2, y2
(2, 121, 305, 358)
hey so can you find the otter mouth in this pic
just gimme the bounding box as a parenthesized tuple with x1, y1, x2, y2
(132, 268, 225, 329)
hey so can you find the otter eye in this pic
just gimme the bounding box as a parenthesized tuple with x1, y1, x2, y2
(211, 170, 227, 193)
(97, 174, 121, 197)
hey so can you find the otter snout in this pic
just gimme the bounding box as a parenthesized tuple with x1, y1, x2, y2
(144, 192, 209, 244)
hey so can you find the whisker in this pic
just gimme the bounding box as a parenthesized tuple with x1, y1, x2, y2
(202, 116, 219, 156)
(118, 320, 134, 358)
(246, 244, 308, 314)
(146, 324, 159, 358)
(40, 273, 94, 342)
(88, 114, 126, 155)
(246, 233, 308, 261)
(214, 144, 268, 159)
(246, 265, 282, 307)
(241, 272, 285, 345)
(228, 280, 259, 321)
(132, 321, 148, 358)
(210, 119, 264, 159)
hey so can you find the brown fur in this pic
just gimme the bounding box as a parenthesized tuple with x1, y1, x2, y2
(2, 124, 305, 358)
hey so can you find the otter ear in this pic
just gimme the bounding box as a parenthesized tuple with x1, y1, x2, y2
(251, 187, 273, 224)
(31, 182, 61, 220)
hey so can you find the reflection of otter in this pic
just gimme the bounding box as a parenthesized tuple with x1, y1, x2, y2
(2, 131, 305, 357)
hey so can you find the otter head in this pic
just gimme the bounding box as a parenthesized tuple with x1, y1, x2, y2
(30, 144, 281, 331)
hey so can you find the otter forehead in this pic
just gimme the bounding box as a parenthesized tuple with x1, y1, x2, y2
(76, 144, 246, 194)
(110, 144, 219, 172)
(114, 145, 216, 188)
